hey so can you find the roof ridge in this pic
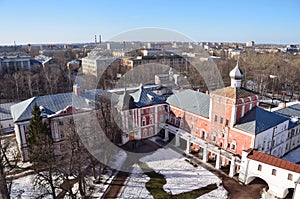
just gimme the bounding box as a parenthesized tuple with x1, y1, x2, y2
(11, 97, 36, 122)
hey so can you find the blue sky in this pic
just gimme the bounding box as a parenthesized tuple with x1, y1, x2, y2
(0, 0, 299, 45)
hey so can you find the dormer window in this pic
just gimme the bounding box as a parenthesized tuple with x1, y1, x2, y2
(39, 106, 45, 112)
(147, 94, 154, 101)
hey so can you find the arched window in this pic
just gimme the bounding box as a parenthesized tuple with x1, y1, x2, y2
(160, 115, 165, 123)
(272, 169, 277, 176)
(212, 134, 217, 142)
(143, 129, 148, 137)
(288, 173, 293, 181)
(150, 115, 154, 124)
(142, 117, 146, 126)
(231, 140, 237, 151)
(200, 130, 206, 139)
(180, 118, 184, 128)
(149, 127, 153, 135)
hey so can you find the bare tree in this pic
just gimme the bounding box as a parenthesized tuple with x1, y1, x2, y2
(0, 136, 19, 199)
(28, 103, 63, 199)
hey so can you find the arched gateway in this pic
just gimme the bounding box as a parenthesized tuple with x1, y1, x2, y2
(239, 149, 300, 198)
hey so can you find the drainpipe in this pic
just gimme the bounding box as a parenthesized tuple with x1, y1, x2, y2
(269, 126, 277, 155)
(293, 177, 300, 199)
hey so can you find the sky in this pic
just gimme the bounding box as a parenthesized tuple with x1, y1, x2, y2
(0, 0, 299, 45)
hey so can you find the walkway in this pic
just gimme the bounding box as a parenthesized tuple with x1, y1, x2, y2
(102, 139, 162, 199)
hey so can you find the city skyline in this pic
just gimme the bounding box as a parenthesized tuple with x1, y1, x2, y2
(0, 0, 299, 45)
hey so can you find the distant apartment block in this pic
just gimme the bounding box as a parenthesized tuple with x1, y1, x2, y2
(246, 40, 255, 47)
(121, 49, 191, 71)
(82, 55, 115, 77)
(82, 48, 191, 77)
(0, 54, 31, 75)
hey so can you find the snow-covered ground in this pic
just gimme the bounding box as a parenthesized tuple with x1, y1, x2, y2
(11, 174, 47, 199)
(10, 150, 127, 198)
(283, 146, 300, 163)
(120, 165, 153, 199)
(121, 148, 227, 199)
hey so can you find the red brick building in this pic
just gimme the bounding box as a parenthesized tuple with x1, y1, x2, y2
(167, 63, 261, 156)
(116, 85, 167, 144)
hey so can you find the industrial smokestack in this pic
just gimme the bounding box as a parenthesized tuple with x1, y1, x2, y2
(94, 35, 97, 44)
(99, 35, 101, 44)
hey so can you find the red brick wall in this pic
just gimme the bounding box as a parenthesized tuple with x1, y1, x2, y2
(228, 129, 253, 155)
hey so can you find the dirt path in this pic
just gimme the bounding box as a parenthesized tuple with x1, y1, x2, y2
(102, 139, 163, 198)
(102, 171, 129, 199)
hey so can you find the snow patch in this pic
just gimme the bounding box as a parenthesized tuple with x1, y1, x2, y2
(121, 147, 227, 198)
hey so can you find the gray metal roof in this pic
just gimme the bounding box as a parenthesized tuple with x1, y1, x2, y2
(0, 102, 18, 121)
(11, 93, 90, 122)
(234, 107, 288, 134)
(273, 103, 300, 130)
(274, 103, 300, 118)
(166, 90, 210, 118)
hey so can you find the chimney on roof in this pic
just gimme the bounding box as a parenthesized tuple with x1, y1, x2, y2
(73, 84, 80, 96)
(139, 83, 143, 90)
(281, 102, 286, 109)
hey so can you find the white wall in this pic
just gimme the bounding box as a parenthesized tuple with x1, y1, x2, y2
(286, 125, 300, 154)
(245, 159, 298, 198)
(254, 120, 289, 157)
(239, 150, 300, 198)
(0, 119, 14, 133)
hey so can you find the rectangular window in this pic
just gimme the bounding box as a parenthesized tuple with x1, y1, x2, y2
(60, 131, 64, 139)
(231, 143, 236, 150)
(288, 173, 293, 181)
(214, 115, 218, 122)
(258, 164, 262, 171)
(225, 119, 229, 126)
(142, 117, 146, 126)
(220, 117, 223, 124)
(213, 135, 216, 142)
(149, 116, 153, 124)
